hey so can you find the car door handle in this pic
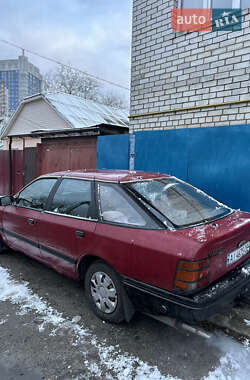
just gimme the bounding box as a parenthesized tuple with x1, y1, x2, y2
(27, 218, 36, 225)
(75, 230, 85, 238)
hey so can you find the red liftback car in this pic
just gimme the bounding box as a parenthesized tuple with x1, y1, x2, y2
(0, 170, 250, 324)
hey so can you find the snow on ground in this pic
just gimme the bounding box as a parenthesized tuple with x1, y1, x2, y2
(0, 266, 176, 380)
(0, 264, 250, 380)
(204, 335, 250, 380)
(244, 319, 250, 326)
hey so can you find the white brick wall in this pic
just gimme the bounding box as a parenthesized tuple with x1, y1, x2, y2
(130, 1, 250, 131)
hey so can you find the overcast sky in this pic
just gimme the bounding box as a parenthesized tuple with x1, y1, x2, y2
(1, 0, 132, 95)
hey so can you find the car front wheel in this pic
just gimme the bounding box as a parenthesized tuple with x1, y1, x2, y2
(85, 261, 125, 323)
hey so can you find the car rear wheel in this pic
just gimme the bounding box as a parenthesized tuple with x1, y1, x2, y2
(0, 239, 7, 254)
(85, 261, 125, 323)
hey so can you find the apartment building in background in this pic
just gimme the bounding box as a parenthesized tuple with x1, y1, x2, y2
(0, 54, 42, 118)
(130, 0, 250, 131)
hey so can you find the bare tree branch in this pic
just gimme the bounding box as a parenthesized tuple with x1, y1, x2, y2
(99, 91, 129, 110)
(44, 65, 101, 101)
(44, 66, 129, 110)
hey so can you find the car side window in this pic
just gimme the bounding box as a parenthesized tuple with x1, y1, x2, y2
(98, 183, 147, 227)
(15, 178, 57, 210)
(49, 179, 92, 219)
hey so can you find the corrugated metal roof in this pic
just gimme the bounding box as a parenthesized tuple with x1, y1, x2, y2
(44, 92, 129, 129)
(1, 92, 129, 138)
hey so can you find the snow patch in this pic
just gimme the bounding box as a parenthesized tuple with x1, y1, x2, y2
(194, 261, 250, 304)
(0, 266, 177, 380)
(203, 334, 250, 380)
(2, 265, 250, 379)
(188, 225, 208, 242)
(242, 265, 250, 276)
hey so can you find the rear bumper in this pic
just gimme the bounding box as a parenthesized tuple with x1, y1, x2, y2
(123, 258, 250, 324)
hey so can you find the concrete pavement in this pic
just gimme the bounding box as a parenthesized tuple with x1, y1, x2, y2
(209, 304, 250, 339)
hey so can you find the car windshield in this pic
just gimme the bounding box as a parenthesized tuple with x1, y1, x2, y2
(128, 177, 231, 228)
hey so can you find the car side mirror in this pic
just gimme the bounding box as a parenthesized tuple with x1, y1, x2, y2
(0, 195, 13, 206)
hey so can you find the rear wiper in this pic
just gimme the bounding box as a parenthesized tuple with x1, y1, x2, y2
(125, 186, 175, 228)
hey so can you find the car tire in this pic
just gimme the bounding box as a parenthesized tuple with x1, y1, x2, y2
(0, 239, 7, 254)
(85, 261, 125, 323)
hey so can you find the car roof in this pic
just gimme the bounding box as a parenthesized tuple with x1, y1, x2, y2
(42, 169, 170, 183)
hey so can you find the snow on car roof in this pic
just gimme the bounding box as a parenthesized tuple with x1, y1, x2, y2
(41, 170, 169, 183)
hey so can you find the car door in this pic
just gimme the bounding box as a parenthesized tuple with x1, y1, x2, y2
(37, 177, 97, 278)
(2, 177, 58, 258)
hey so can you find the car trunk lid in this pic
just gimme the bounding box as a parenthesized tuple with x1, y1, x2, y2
(179, 211, 250, 285)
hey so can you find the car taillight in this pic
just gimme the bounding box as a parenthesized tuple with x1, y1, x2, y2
(174, 258, 210, 292)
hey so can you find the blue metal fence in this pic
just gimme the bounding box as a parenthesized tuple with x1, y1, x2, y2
(97, 134, 130, 170)
(97, 125, 250, 211)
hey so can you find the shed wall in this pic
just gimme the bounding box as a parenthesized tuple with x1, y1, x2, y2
(8, 99, 70, 137)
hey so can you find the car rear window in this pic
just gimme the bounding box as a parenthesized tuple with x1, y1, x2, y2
(128, 178, 231, 228)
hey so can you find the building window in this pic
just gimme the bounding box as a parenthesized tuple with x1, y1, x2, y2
(212, 0, 233, 7)
(180, 0, 246, 7)
(181, 0, 204, 7)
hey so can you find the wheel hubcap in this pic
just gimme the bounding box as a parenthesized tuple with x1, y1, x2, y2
(90, 271, 118, 314)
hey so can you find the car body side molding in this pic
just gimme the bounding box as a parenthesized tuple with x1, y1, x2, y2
(1, 228, 77, 265)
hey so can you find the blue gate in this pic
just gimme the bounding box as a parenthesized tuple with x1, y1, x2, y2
(97, 124, 250, 211)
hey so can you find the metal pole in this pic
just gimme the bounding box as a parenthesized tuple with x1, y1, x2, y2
(8, 136, 12, 195)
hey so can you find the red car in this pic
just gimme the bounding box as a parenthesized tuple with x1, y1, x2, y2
(1, 170, 250, 324)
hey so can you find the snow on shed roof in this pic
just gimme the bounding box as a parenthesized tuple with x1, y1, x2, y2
(1, 92, 129, 139)
(45, 92, 129, 129)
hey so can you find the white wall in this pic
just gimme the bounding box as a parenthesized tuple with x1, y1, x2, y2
(8, 98, 70, 137)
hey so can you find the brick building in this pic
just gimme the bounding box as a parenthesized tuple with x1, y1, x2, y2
(130, 1, 250, 131)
